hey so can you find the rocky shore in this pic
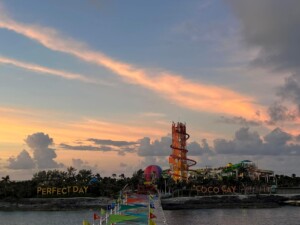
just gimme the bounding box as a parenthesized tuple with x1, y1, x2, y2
(0, 197, 111, 211)
(161, 194, 300, 210)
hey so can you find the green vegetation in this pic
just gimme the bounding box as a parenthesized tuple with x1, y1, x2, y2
(0, 168, 144, 199)
(1, 168, 300, 199)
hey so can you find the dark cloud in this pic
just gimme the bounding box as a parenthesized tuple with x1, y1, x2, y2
(118, 146, 137, 156)
(137, 135, 210, 156)
(214, 127, 263, 155)
(137, 136, 171, 156)
(267, 102, 296, 124)
(264, 128, 292, 146)
(278, 75, 300, 112)
(60, 143, 112, 151)
(188, 139, 211, 156)
(7, 150, 35, 169)
(227, 1, 300, 118)
(88, 138, 137, 147)
(218, 116, 261, 126)
(227, 0, 300, 72)
(25, 132, 62, 169)
(60, 140, 137, 156)
(214, 127, 300, 155)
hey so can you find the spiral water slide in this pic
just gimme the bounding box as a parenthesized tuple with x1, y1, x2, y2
(169, 122, 196, 182)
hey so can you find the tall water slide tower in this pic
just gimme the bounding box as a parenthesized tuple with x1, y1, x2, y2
(169, 122, 196, 182)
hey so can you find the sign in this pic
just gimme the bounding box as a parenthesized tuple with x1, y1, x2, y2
(191, 185, 271, 195)
(37, 186, 88, 196)
(192, 185, 237, 194)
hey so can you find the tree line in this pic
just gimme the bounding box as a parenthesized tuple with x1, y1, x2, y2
(0, 167, 144, 199)
(1, 168, 300, 199)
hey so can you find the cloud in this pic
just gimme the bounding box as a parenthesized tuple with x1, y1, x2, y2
(7, 150, 35, 169)
(267, 102, 297, 124)
(187, 139, 212, 156)
(218, 116, 261, 126)
(137, 135, 210, 156)
(120, 162, 127, 167)
(137, 136, 172, 156)
(0, 56, 101, 84)
(60, 143, 112, 151)
(71, 158, 99, 172)
(214, 127, 300, 155)
(25, 132, 62, 169)
(227, 0, 300, 73)
(264, 128, 292, 146)
(0, 5, 264, 118)
(278, 75, 300, 113)
(118, 146, 137, 156)
(72, 158, 84, 168)
(227, 1, 300, 120)
(88, 138, 137, 147)
(60, 138, 138, 156)
(214, 127, 263, 155)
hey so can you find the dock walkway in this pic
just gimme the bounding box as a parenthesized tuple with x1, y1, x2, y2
(151, 193, 168, 225)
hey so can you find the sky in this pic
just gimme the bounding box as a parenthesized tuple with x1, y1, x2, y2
(1, 0, 300, 180)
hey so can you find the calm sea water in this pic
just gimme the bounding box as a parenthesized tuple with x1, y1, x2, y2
(0, 207, 299, 225)
(164, 207, 300, 225)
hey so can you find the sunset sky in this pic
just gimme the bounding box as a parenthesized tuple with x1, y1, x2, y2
(1, 0, 300, 180)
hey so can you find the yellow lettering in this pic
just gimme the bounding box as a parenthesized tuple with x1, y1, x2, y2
(78, 187, 84, 194)
(221, 185, 227, 193)
(83, 186, 88, 193)
(47, 188, 51, 195)
(37, 187, 42, 194)
(52, 187, 56, 195)
(62, 188, 67, 194)
(73, 186, 79, 193)
(201, 186, 207, 193)
(57, 188, 61, 195)
(231, 186, 236, 193)
(42, 188, 46, 195)
(68, 186, 72, 193)
(213, 187, 219, 194)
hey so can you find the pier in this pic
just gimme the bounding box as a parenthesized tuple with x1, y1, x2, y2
(151, 192, 168, 225)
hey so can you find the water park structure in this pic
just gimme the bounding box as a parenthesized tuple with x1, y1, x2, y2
(194, 160, 275, 183)
(168, 122, 196, 182)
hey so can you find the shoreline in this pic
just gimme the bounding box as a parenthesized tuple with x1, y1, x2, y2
(0, 197, 112, 211)
(1, 194, 300, 211)
(161, 194, 300, 210)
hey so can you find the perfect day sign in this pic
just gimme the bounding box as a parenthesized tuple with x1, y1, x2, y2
(37, 186, 88, 196)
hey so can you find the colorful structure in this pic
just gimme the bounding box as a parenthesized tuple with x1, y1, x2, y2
(144, 165, 162, 183)
(169, 122, 196, 182)
(195, 160, 274, 182)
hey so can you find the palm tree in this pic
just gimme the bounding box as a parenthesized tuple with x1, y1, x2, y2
(67, 166, 77, 183)
(76, 169, 93, 184)
(1, 175, 11, 197)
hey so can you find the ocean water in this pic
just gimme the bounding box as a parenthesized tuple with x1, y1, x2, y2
(164, 207, 300, 225)
(0, 207, 299, 225)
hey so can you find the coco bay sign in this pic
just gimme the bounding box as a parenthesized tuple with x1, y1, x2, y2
(192, 185, 271, 195)
(37, 186, 89, 196)
(192, 185, 237, 194)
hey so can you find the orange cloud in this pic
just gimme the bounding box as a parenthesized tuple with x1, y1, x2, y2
(0, 56, 112, 85)
(0, 10, 266, 119)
